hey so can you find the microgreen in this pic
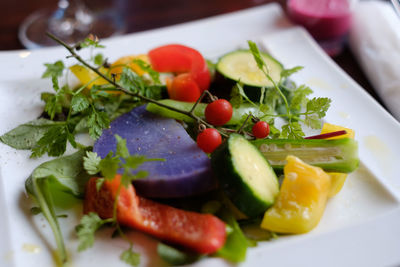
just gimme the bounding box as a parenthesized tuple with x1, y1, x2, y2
(42, 60, 65, 78)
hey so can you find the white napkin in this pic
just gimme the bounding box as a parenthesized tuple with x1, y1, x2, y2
(349, 0, 400, 120)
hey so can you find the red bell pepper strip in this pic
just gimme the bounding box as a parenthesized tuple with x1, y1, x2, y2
(84, 176, 227, 254)
(148, 44, 211, 102)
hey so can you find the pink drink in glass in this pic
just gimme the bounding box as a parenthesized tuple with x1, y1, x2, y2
(287, 0, 354, 56)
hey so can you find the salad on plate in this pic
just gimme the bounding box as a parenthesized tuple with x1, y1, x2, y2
(0, 34, 359, 266)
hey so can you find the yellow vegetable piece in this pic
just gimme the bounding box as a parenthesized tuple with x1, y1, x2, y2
(261, 155, 330, 234)
(110, 54, 149, 78)
(321, 123, 355, 197)
(320, 123, 355, 139)
(69, 65, 108, 89)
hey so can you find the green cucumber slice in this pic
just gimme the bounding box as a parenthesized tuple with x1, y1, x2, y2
(216, 50, 283, 88)
(251, 138, 359, 173)
(211, 134, 279, 217)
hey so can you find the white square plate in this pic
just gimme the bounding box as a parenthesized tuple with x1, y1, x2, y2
(1, 3, 400, 267)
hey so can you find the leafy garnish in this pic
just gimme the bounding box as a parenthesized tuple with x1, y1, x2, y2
(25, 149, 90, 265)
(157, 242, 200, 265)
(76, 212, 113, 252)
(42, 60, 65, 78)
(120, 245, 141, 266)
(133, 58, 161, 84)
(83, 151, 102, 175)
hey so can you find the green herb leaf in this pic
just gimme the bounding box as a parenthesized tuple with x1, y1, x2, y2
(83, 151, 102, 175)
(247, 40, 265, 71)
(306, 97, 331, 118)
(280, 66, 303, 79)
(25, 149, 89, 264)
(76, 212, 110, 252)
(98, 152, 120, 180)
(31, 125, 68, 158)
(79, 37, 105, 49)
(133, 59, 161, 84)
(71, 94, 90, 112)
(115, 134, 130, 158)
(94, 53, 104, 66)
(42, 60, 65, 78)
(87, 109, 110, 139)
(120, 245, 140, 266)
(0, 119, 61, 150)
(290, 85, 313, 111)
(119, 67, 145, 94)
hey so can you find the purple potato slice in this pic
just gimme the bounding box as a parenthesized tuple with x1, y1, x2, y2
(93, 105, 216, 198)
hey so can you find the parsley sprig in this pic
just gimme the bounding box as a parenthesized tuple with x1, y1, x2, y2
(247, 40, 331, 138)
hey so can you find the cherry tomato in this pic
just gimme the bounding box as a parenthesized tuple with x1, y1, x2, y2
(252, 121, 270, 139)
(196, 128, 222, 153)
(148, 44, 211, 92)
(167, 73, 201, 102)
(205, 99, 233, 126)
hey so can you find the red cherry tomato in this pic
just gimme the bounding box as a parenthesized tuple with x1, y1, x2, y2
(148, 44, 211, 92)
(196, 128, 222, 153)
(205, 99, 233, 126)
(252, 121, 270, 139)
(168, 73, 201, 102)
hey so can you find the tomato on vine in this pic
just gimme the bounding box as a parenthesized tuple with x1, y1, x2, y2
(205, 99, 233, 126)
(252, 121, 270, 139)
(196, 128, 222, 153)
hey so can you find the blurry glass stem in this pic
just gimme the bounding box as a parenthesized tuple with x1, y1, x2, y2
(49, 0, 93, 38)
(390, 0, 400, 17)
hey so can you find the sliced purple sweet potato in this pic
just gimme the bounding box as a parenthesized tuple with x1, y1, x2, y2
(93, 105, 216, 198)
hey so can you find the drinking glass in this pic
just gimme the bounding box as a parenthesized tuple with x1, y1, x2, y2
(19, 0, 125, 49)
(287, 0, 358, 56)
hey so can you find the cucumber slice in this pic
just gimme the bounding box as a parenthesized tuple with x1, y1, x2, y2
(211, 134, 279, 217)
(216, 50, 283, 88)
(251, 138, 359, 173)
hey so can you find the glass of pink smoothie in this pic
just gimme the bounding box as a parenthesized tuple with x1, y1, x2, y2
(287, 0, 357, 56)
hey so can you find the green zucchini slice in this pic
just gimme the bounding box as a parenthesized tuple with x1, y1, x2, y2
(216, 49, 283, 88)
(211, 134, 279, 217)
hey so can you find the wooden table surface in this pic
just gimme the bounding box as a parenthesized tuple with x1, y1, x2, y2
(0, 0, 387, 110)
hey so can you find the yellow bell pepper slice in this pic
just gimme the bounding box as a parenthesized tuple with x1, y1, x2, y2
(320, 123, 355, 197)
(109, 54, 149, 78)
(261, 155, 331, 234)
(69, 65, 109, 89)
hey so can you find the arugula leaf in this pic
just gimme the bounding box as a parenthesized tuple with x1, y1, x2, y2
(120, 245, 141, 266)
(0, 119, 62, 149)
(25, 149, 89, 265)
(76, 212, 112, 252)
(42, 60, 65, 78)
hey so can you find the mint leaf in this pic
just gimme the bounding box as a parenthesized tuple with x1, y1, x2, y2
(83, 151, 102, 175)
(42, 60, 65, 78)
